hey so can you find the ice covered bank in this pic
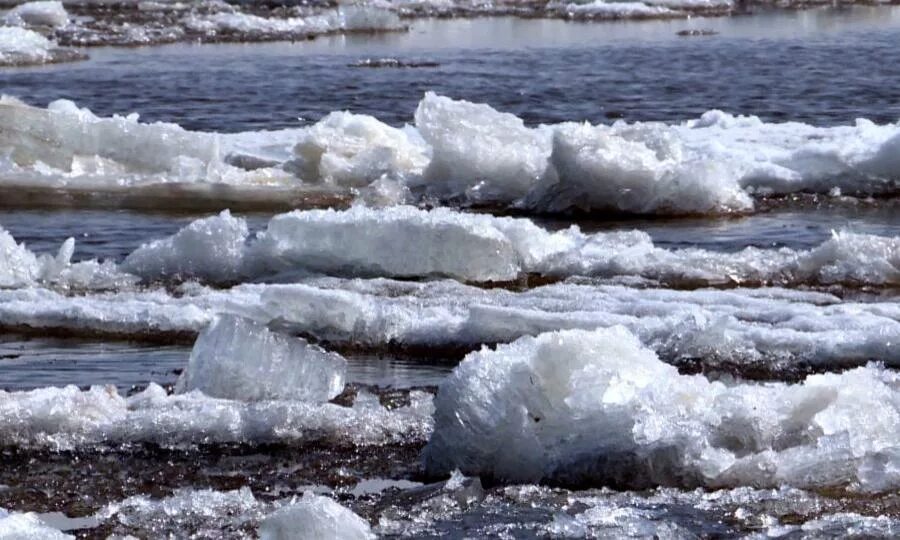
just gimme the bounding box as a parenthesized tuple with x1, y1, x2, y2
(424, 327, 900, 491)
(2, 93, 900, 213)
(119, 206, 900, 287)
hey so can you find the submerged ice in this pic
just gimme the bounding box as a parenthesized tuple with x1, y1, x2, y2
(2, 93, 899, 214)
(424, 327, 900, 491)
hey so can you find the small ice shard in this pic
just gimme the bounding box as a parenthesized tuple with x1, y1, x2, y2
(121, 210, 248, 284)
(259, 493, 375, 540)
(176, 315, 346, 403)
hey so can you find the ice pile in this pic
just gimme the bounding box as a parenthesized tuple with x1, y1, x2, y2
(177, 315, 346, 403)
(259, 493, 375, 540)
(120, 205, 900, 287)
(0, 508, 72, 539)
(3, 1, 69, 28)
(3, 93, 900, 213)
(424, 327, 900, 491)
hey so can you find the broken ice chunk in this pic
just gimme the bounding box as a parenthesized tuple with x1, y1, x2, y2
(259, 492, 375, 540)
(176, 315, 346, 403)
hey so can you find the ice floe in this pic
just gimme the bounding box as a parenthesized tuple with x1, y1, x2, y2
(177, 315, 346, 403)
(424, 327, 900, 491)
(2, 93, 899, 213)
(119, 206, 900, 287)
(0, 381, 433, 449)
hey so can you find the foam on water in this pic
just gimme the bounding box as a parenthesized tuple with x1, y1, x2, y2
(2, 94, 899, 214)
(177, 315, 346, 403)
(424, 327, 900, 491)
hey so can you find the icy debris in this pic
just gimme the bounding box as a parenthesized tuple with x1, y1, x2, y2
(0, 508, 73, 540)
(177, 315, 346, 403)
(799, 513, 900, 538)
(122, 210, 248, 284)
(0, 381, 433, 449)
(424, 327, 900, 490)
(3, 1, 68, 28)
(259, 493, 375, 540)
(98, 487, 261, 536)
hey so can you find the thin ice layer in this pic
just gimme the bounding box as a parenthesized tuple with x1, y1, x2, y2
(259, 493, 375, 540)
(177, 315, 346, 403)
(0, 382, 433, 450)
(424, 327, 900, 491)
